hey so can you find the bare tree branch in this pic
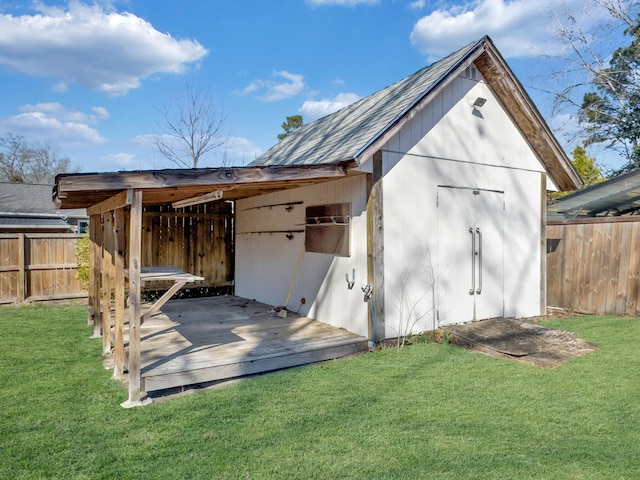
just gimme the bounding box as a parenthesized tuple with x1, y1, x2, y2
(154, 83, 228, 168)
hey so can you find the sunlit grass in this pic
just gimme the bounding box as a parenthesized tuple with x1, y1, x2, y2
(1, 305, 638, 479)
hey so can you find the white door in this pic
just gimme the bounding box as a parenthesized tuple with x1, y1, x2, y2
(437, 186, 504, 326)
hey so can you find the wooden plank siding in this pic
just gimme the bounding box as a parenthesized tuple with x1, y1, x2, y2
(547, 218, 640, 315)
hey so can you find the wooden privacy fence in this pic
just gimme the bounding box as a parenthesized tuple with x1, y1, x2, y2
(138, 202, 234, 290)
(547, 217, 640, 315)
(0, 233, 87, 304)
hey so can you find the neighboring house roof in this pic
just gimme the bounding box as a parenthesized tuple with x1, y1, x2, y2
(548, 168, 640, 220)
(0, 182, 87, 232)
(251, 36, 580, 191)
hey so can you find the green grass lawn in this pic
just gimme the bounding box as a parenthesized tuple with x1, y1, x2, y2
(1, 304, 639, 479)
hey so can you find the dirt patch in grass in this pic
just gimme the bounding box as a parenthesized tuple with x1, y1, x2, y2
(446, 318, 598, 368)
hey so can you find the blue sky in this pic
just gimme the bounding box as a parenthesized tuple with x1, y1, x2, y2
(0, 0, 632, 173)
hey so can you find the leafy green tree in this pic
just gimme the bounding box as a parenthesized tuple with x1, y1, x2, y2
(278, 115, 304, 141)
(571, 146, 602, 186)
(578, 20, 640, 173)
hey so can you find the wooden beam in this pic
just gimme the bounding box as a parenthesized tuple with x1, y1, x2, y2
(366, 151, 385, 345)
(57, 165, 349, 194)
(171, 190, 225, 208)
(142, 281, 187, 324)
(113, 208, 126, 380)
(548, 216, 640, 225)
(89, 216, 102, 336)
(122, 190, 151, 408)
(100, 212, 114, 356)
(86, 190, 133, 216)
(540, 172, 547, 316)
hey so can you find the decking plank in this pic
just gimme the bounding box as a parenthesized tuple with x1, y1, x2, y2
(122, 295, 368, 392)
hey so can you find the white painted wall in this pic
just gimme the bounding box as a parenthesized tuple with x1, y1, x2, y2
(375, 70, 546, 337)
(236, 68, 554, 339)
(235, 175, 370, 337)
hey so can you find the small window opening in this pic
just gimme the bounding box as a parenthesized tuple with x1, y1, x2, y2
(305, 203, 350, 256)
(464, 66, 477, 80)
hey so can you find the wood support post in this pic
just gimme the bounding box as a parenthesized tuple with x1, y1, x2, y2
(113, 208, 126, 379)
(89, 216, 102, 337)
(122, 190, 151, 407)
(142, 280, 187, 323)
(16, 233, 25, 303)
(366, 150, 385, 345)
(100, 212, 114, 356)
(540, 172, 547, 316)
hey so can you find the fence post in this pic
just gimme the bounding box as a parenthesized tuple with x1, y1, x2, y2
(16, 234, 26, 302)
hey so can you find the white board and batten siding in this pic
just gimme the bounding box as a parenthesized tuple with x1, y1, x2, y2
(238, 68, 551, 340)
(377, 68, 547, 336)
(235, 175, 370, 337)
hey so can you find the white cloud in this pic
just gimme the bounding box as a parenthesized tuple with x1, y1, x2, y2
(91, 106, 110, 120)
(239, 71, 306, 102)
(300, 92, 361, 120)
(409, 0, 604, 59)
(19, 102, 109, 125)
(0, 1, 208, 96)
(52, 82, 68, 93)
(408, 0, 425, 10)
(216, 136, 263, 166)
(102, 152, 138, 167)
(306, 0, 379, 5)
(0, 103, 108, 146)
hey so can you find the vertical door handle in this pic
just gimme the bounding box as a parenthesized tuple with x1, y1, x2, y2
(469, 227, 475, 295)
(476, 227, 482, 294)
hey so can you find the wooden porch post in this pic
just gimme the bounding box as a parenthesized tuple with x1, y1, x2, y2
(113, 208, 126, 379)
(100, 212, 114, 356)
(366, 150, 385, 345)
(122, 189, 151, 407)
(89, 215, 102, 337)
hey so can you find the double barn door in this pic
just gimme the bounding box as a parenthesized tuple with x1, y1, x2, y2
(437, 186, 504, 326)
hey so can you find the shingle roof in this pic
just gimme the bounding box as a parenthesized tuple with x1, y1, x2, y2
(250, 38, 485, 167)
(0, 182, 58, 214)
(0, 182, 86, 217)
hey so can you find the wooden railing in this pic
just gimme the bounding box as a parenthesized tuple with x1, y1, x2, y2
(0, 233, 87, 304)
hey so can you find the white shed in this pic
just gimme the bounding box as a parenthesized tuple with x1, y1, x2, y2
(238, 36, 580, 342)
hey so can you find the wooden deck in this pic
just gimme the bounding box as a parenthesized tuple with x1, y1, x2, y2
(129, 296, 368, 392)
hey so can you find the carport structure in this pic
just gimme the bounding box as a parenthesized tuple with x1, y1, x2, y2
(54, 163, 362, 407)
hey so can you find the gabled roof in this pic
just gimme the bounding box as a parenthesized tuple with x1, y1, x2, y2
(251, 36, 580, 191)
(548, 168, 640, 220)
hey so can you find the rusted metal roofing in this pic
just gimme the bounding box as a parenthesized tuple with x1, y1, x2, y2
(251, 38, 484, 167)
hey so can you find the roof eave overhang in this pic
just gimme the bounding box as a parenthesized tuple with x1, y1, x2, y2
(355, 37, 582, 192)
(475, 41, 582, 191)
(54, 163, 360, 210)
